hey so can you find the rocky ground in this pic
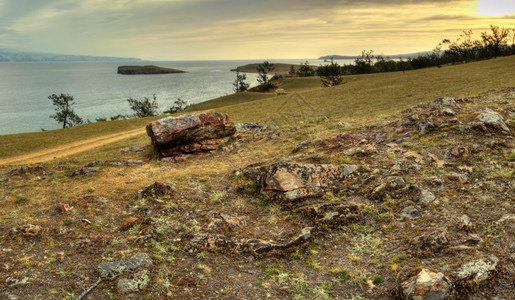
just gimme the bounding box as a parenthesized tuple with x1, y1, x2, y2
(0, 87, 513, 299)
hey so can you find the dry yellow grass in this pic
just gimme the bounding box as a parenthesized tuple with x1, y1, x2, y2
(1, 56, 514, 161)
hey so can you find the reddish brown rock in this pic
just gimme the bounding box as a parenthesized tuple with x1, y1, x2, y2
(122, 217, 139, 228)
(402, 269, 453, 300)
(146, 113, 236, 157)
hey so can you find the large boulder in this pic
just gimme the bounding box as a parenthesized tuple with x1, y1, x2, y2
(146, 113, 236, 157)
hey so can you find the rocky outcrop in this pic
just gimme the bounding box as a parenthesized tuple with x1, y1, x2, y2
(455, 256, 499, 288)
(475, 108, 510, 132)
(245, 161, 359, 202)
(146, 113, 236, 157)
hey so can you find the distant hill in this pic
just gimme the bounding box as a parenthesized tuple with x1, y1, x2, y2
(318, 51, 432, 60)
(0, 50, 140, 62)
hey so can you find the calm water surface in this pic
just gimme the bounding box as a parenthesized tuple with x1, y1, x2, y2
(0, 59, 347, 135)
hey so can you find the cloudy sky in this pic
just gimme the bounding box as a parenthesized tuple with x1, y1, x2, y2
(0, 0, 513, 60)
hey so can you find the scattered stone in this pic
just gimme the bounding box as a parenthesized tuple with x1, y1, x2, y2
(138, 181, 175, 199)
(128, 145, 147, 153)
(146, 113, 236, 157)
(448, 146, 468, 158)
(342, 144, 377, 156)
(457, 214, 472, 230)
(417, 119, 435, 135)
(59, 203, 73, 212)
(342, 164, 359, 176)
(337, 121, 352, 128)
(451, 234, 483, 250)
(370, 176, 408, 200)
(298, 203, 362, 225)
(235, 123, 278, 135)
(8, 165, 47, 176)
(122, 217, 139, 229)
(495, 214, 515, 224)
(401, 268, 453, 300)
(400, 205, 422, 219)
(55, 251, 65, 262)
(11, 224, 41, 237)
(97, 253, 152, 280)
(476, 108, 510, 132)
(446, 172, 469, 184)
(442, 108, 456, 116)
(5, 276, 30, 287)
(71, 167, 99, 176)
(430, 97, 459, 109)
(415, 189, 436, 205)
(456, 256, 499, 288)
(412, 230, 449, 255)
(117, 269, 150, 293)
(292, 141, 310, 153)
(97, 197, 110, 204)
(85, 160, 102, 167)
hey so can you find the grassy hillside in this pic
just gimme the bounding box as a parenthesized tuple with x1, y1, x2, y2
(1, 56, 514, 160)
(211, 56, 515, 126)
(0, 56, 513, 299)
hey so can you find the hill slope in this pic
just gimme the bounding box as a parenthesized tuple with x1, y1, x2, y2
(0, 84, 513, 299)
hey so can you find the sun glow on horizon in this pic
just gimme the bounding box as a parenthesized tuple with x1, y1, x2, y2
(477, 0, 515, 16)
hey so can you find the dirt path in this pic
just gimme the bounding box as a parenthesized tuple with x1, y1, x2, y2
(0, 128, 146, 166)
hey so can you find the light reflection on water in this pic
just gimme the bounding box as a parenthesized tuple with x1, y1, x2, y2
(0, 59, 350, 134)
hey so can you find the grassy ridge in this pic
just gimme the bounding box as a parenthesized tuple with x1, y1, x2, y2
(233, 62, 317, 74)
(205, 56, 515, 125)
(1, 56, 514, 159)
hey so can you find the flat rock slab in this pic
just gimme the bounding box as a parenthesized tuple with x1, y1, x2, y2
(246, 161, 358, 202)
(456, 256, 499, 287)
(97, 253, 152, 280)
(146, 113, 236, 157)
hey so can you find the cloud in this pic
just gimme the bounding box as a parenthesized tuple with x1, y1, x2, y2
(0, 0, 512, 59)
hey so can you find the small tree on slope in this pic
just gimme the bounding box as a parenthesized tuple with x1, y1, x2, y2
(49, 93, 83, 128)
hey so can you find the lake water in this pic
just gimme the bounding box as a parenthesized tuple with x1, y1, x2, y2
(0, 59, 351, 135)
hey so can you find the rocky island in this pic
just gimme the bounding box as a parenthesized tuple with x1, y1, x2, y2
(117, 65, 185, 75)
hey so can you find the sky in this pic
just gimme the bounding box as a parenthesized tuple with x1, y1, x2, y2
(0, 0, 514, 60)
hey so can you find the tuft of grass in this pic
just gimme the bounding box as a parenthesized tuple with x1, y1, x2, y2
(371, 274, 383, 285)
(15, 197, 29, 204)
(258, 195, 270, 207)
(210, 190, 227, 204)
(330, 268, 350, 281)
(363, 205, 384, 222)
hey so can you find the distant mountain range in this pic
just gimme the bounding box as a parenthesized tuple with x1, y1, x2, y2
(318, 51, 432, 60)
(0, 50, 141, 62)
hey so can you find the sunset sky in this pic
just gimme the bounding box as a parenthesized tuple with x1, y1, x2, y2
(0, 0, 513, 60)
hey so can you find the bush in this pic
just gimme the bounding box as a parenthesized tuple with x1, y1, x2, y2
(127, 94, 159, 117)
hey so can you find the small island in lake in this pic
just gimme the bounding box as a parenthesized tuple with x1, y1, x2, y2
(117, 65, 186, 75)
